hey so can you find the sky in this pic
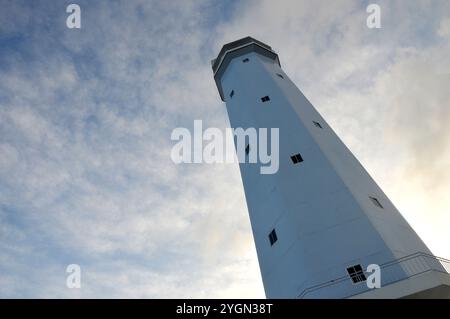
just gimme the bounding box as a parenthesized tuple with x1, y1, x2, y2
(0, 0, 449, 298)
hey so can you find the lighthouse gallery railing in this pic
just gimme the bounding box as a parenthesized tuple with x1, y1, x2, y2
(297, 252, 450, 298)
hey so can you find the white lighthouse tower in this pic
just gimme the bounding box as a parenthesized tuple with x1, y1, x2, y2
(212, 37, 450, 298)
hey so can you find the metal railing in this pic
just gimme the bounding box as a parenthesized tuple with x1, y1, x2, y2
(297, 252, 450, 299)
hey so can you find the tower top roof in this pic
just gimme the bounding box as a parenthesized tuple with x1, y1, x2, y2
(211, 36, 280, 101)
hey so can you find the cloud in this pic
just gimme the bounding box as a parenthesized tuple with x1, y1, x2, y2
(438, 17, 450, 38)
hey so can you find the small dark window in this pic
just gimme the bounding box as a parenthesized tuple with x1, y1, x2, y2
(290, 153, 303, 164)
(313, 121, 323, 129)
(245, 144, 250, 155)
(261, 96, 270, 102)
(369, 196, 383, 209)
(276, 73, 284, 79)
(346, 264, 367, 283)
(269, 229, 278, 246)
(243, 58, 249, 63)
(230, 90, 234, 98)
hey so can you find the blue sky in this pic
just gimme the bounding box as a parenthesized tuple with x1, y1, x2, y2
(1, 0, 450, 298)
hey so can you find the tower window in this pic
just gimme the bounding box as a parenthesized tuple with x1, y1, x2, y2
(313, 121, 323, 129)
(261, 96, 270, 102)
(230, 90, 234, 98)
(269, 229, 278, 246)
(243, 58, 249, 63)
(369, 196, 383, 209)
(245, 144, 250, 155)
(346, 264, 367, 283)
(276, 73, 284, 79)
(290, 153, 303, 164)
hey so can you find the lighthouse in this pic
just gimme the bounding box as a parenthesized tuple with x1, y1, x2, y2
(211, 37, 450, 298)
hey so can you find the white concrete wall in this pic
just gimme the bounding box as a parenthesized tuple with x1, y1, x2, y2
(219, 50, 434, 298)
